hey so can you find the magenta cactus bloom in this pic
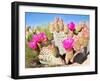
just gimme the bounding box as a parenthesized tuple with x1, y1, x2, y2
(62, 38, 74, 50)
(68, 22, 75, 31)
(32, 32, 47, 43)
(28, 41, 38, 49)
(39, 32, 47, 41)
(32, 34, 41, 43)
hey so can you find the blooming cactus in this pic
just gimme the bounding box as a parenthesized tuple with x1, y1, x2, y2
(62, 38, 74, 51)
(28, 32, 48, 50)
(39, 32, 48, 41)
(62, 38, 74, 64)
(68, 22, 75, 31)
(32, 34, 41, 43)
(28, 41, 38, 50)
(32, 32, 47, 43)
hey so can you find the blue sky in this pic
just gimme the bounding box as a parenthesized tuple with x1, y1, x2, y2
(25, 12, 89, 27)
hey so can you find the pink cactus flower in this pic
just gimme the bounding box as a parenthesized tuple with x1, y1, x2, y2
(32, 34, 41, 43)
(39, 32, 48, 41)
(68, 22, 75, 31)
(28, 41, 38, 49)
(62, 38, 74, 51)
(32, 32, 48, 43)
